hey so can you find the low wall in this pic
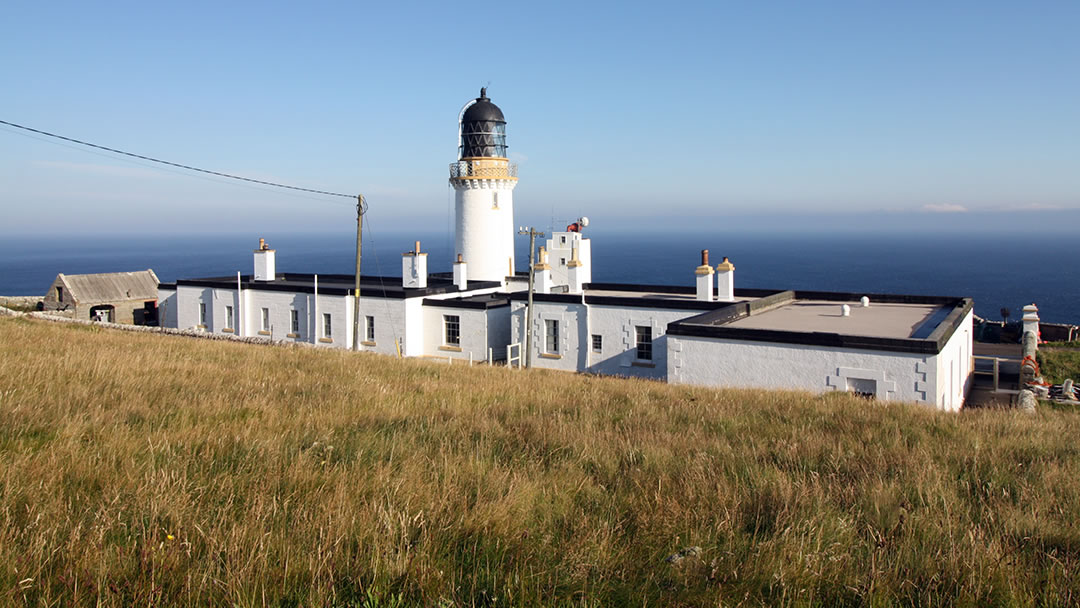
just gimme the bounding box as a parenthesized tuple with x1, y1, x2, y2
(1040, 322, 1078, 343)
(0, 296, 42, 311)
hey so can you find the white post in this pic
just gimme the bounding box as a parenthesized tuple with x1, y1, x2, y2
(236, 271, 243, 337)
(1022, 303, 1040, 343)
(314, 274, 319, 343)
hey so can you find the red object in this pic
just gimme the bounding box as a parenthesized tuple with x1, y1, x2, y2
(566, 222, 583, 232)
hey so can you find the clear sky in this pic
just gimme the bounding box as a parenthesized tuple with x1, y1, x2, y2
(2, 0, 1078, 236)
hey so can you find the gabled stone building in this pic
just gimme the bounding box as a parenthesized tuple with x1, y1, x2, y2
(43, 270, 159, 324)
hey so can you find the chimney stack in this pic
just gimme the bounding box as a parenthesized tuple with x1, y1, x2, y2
(534, 246, 553, 294)
(716, 256, 735, 302)
(567, 246, 584, 294)
(402, 240, 428, 288)
(454, 253, 468, 290)
(695, 249, 714, 301)
(253, 238, 276, 281)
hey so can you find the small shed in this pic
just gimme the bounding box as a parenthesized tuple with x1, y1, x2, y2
(42, 270, 160, 324)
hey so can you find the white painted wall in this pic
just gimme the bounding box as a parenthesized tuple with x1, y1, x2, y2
(929, 310, 974, 411)
(546, 233, 592, 287)
(667, 322, 973, 410)
(453, 179, 517, 283)
(423, 306, 489, 362)
(176, 286, 213, 331)
(157, 288, 177, 328)
(510, 300, 700, 380)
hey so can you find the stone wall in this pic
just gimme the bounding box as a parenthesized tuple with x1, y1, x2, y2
(0, 296, 43, 311)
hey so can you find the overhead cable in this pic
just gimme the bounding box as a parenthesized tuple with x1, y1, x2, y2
(0, 119, 355, 199)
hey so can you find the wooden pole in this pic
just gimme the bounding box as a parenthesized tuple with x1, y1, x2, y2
(352, 195, 365, 351)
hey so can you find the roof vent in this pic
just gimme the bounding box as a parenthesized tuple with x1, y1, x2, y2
(841, 304, 851, 317)
(861, 296, 870, 307)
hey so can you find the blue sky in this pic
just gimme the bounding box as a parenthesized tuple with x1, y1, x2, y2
(2, 1, 1078, 235)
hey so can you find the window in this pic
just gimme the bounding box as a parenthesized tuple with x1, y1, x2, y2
(225, 305, 234, 329)
(56, 286, 63, 301)
(560, 257, 566, 266)
(847, 378, 876, 399)
(560, 236, 566, 244)
(261, 308, 270, 332)
(545, 319, 559, 354)
(290, 309, 299, 334)
(366, 315, 375, 342)
(492, 192, 499, 209)
(199, 302, 206, 325)
(444, 315, 460, 346)
(323, 313, 332, 338)
(591, 334, 602, 353)
(635, 325, 652, 361)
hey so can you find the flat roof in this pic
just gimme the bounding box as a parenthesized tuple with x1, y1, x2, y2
(724, 300, 945, 340)
(668, 292, 974, 355)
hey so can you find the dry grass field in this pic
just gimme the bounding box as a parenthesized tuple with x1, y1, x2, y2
(1, 316, 1079, 607)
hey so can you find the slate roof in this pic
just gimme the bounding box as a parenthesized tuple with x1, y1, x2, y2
(57, 270, 159, 303)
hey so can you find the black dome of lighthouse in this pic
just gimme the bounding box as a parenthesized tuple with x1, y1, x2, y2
(459, 88, 507, 159)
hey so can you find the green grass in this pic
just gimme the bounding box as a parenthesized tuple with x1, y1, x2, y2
(1039, 346, 1080, 386)
(2, 316, 1080, 606)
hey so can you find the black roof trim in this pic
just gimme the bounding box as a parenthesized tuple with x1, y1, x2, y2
(423, 294, 511, 310)
(508, 290, 727, 311)
(173, 274, 501, 299)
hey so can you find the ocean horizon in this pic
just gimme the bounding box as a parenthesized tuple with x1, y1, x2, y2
(2, 229, 1077, 325)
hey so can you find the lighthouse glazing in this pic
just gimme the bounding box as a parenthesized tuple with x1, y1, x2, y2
(449, 88, 518, 283)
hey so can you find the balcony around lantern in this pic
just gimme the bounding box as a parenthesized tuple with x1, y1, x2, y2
(449, 158, 519, 180)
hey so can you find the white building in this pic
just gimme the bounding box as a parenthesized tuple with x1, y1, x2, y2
(158, 90, 974, 410)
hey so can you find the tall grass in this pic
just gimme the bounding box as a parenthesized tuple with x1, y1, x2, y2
(1, 316, 1079, 606)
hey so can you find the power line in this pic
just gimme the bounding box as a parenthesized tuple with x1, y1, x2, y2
(0, 118, 355, 199)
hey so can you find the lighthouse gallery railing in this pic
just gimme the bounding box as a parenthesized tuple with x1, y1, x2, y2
(449, 160, 518, 179)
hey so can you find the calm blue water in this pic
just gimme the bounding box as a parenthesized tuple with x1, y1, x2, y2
(2, 230, 1078, 324)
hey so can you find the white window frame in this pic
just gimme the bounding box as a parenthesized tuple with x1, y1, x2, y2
(591, 334, 602, 353)
(323, 313, 332, 338)
(261, 308, 270, 332)
(225, 305, 234, 329)
(290, 309, 300, 334)
(365, 315, 375, 342)
(635, 325, 653, 361)
(444, 315, 460, 346)
(545, 319, 559, 354)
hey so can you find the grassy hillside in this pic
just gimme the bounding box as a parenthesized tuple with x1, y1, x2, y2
(1, 317, 1079, 607)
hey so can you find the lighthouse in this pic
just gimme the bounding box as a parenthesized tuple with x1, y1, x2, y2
(449, 88, 518, 283)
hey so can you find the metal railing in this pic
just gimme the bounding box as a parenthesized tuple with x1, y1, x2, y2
(449, 160, 518, 179)
(973, 355, 1020, 394)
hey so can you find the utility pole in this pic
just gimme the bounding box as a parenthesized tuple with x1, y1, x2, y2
(352, 195, 367, 352)
(517, 226, 544, 368)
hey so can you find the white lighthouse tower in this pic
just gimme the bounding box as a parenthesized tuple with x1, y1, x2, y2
(449, 88, 518, 283)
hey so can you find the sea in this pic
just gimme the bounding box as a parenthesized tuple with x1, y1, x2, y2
(2, 230, 1078, 324)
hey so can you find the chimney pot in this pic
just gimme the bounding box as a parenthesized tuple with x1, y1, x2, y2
(414, 240, 421, 254)
(457, 253, 464, 263)
(701, 249, 709, 266)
